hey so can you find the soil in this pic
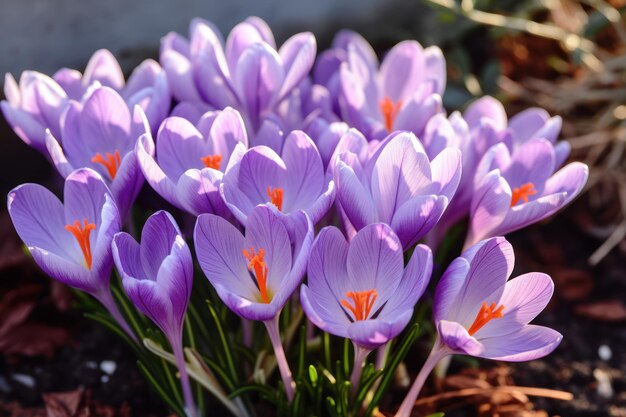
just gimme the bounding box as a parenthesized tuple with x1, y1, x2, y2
(0, 250, 167, 416)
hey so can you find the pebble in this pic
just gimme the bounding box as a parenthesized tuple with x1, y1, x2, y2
(594, 368, 613, 399)
(598, 344, 612, 361)
(12, 373, 35, 388)
(100, 360, 116, 375)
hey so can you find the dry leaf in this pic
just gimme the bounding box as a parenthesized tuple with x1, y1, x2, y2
(0, 285, 70, 357)
(576, 300, 626, 322)
(0, 323, 70, 357)
(43, 390, 84, 417)
(552, 269, 594, 301)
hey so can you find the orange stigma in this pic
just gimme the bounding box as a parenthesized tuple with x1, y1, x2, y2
(65, 219, 96, 269)
(92, 151, 122, 180)
(341, 289, 378, 321)
(266, 187, 284, 211)
(379, 97, 403, 132)
(243, 247, 270, 303)
(468, 302, 505, 336)
(201, 154, 222, 170)
(511, 182, 537, 206)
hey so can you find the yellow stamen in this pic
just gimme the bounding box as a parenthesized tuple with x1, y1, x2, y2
(92, 150, 122, 180)
(341, 289, 378, 321)
(243, 247, 270, 303)
(65, 219, 96, 269)
(468, 302, 505, 336)
(511, 182, 537, 206)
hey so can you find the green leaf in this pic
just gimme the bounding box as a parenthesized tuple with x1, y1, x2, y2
(84, 312, 137, 350)
(353, 367, 383, 411)
(137, 360, 186, 417)
(296, 325, 307, 379)
(111, 283, 147, 340)
(342, 339, 351, 377)
(228, 384, 277, 403)
(202, 357, 235, 390)
(206, 300, 240, 386)
(290, 389, 303, 417)
(323, 332, 332, 370)
(364, 323, 420, 417)
(161, 357, 184, 406)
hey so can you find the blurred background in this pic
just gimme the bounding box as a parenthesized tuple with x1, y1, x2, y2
(0, 1, 625, 416)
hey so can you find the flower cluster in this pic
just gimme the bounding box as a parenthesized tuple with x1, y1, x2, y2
(4, 17, 588, 417)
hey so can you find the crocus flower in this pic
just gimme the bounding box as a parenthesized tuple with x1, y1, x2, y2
(318, 31, 444, 140)
(465, 139, 588, 248)
(53, 49, 170, 132)
(45, 86, 150, 218)
(395, 237, 562, 417)
(160, 17, 316, 131)
(301, 223, 432, 391)
(220, 130, 335, 226)
(7, 168, 135, 340)
(425, 97, 576, 246)
(1, 71, 68, 154)
(334, 131, 461, 248)
(458, 97, 570, 210)
(136, 107, 247, 217)
(112, 211, 197, 417)
(313, 30, 378, 112)
(464, 96, 570, 161)
(194, 205, 313, 400)
(420, 111, 472, 237)
(305, 116, 373, 182)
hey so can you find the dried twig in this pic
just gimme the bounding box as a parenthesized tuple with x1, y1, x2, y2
(426, 0, 603, 70)
(413, 385, 574, 407)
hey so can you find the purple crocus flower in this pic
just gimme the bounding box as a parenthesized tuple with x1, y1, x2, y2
(420, 111, 472, 237)
(305, 119, 371, 176)
(160, 17, 316, 131)
(459, 97, 571, 189)
(1, 72, 68, 154)
(220, 130, 335, 226)
(305, 118, 349, 167)
(334, 131, 461, 248)
(425, 97, 576, 246)
(301, 223, 432, 390)
(194, 205, 314, 401)
(112, 211, 197, 417)
(318, 31, 444, 140)
(136, 107, 247, 217)
(464, 96, 570, 160)
(7, 168, 135, 340)
(53, 49, 170, 132)
(45, 86, 150, 219)
(465, 139, 588, 248)
(395, 237, 562, 417)
(313, 30, 377, 105)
